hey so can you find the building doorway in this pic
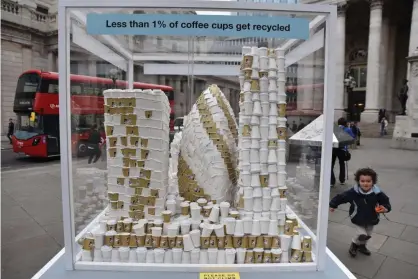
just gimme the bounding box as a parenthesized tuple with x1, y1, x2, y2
(347, 90, 365, 122)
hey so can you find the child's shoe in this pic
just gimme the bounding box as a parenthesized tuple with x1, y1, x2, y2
(358, 244, 371, 256)
(349, 243, 358, 257)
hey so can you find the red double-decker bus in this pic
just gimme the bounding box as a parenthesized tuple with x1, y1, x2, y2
(12, 69, 175, 158)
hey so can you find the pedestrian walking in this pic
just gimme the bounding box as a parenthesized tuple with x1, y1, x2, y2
(331, 118, 355, 187)
(87, 124, 102, 164)
(329, 167, 391, 257)
(380, 117, 388, 136)
(7, 118, 14, 144)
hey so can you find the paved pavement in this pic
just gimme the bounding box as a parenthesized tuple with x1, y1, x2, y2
(1, 149, 60, 171)
(1, 138, 418, 279)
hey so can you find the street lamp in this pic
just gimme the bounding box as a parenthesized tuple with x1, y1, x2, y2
(344, 69, 356, 120)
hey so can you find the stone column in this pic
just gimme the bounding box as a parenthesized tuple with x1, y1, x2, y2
(334, 4, 347, 119)
(407, 0, 418, 80)
(47, 51, 57, 72)
(378, 17, 389, 110)
(87, 61, 96, 77)
(385, 24, 397, 121)
(363, 0, 384, 123)
(407, 48, 418, 136)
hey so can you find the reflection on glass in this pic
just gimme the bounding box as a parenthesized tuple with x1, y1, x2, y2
(359, 67, 367, 88)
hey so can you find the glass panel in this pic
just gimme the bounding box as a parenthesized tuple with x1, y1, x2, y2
(359, 67, 367, 88)
(66, 6, 328, 268)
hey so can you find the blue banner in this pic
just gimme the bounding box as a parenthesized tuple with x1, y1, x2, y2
(86, 14, 309, 39)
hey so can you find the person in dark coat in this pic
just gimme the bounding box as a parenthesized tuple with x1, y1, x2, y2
(7, 118, 14, 144)
(330, 168, 391, 257)
(87, 124, 102, 164)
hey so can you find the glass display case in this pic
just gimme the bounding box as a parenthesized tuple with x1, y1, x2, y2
(32, 1, 356, 278)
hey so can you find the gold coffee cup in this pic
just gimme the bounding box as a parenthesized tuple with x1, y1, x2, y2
(108, 148, 117, 158)
(136, 235, 146, 246)
(233, 236, 243, 248)
(146, 223, 154, 234)
(110, 201, 118, 210)
(209, 236, 218, 248)
(116, 221, 124, 232)
(263, 251, 272, 263)
(108, 137, 117, 147)
(106, 126, 114, 136)
(272, 236, 280, 248)
(279, 186, 288, 198)
(229, 211, 239, 219)
(272, 251, 282, 263)
(141, 138, 149, 148)
(120, 136, 127, 146)
(202, 206, 212, 218)
(267, 48, 275, 57)
(152, 236, 161, 248)
(277, 127, 287, 140)
(181, 204, 190, 216)
(242, 125, 251, 137)
(268, 140, 277, 148)
(141, 149, 149, 160)
(245, 250, 254, 264)
(104, 235, 114, 246)
(285, 220, 294, 236)
(290, 250, 303, 263)
(263, 236, 273, 249)
(82, 237, 94, 250)
(160, 236, 169, 249)
(175, 236, 184, 248)
(113, 234, 121, 247)
(168, 236, 176, 248)
(144, 234, 153, 247)
(260, 175, 268, 187)
(254, 249, 264, 263)
(248, 235, 257, 249)
(278, 103, 286, 117)
(256, 236, 265, 248)
(117, 200, 124, 210)
(201, 236, 210, 249)
(244, 69, 252, 80)
(108, 192, 119, 201)
(224, 235, 233, 249)
(242, 55, 253, 69)
(120, 233, 130, 247)
(303, 236, 312, 251)
(129, 234, 137, 248)
(145, 110, 153, 119)
(123, 220, 132, 232)
(162, 211, 172, 223)
(217, 236, 225, 249)
(302, 251, 313, 262)
(242, 236, 249, 248)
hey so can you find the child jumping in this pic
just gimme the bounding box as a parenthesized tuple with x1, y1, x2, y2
(329, 168, 391, 257)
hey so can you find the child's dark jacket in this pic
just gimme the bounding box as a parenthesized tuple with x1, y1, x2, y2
(329, 185, 391, 226)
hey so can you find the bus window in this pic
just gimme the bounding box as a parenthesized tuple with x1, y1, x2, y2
(165, 90, 174, 101)
(71, 81, 83, 95)
(16, 73, 40, 99)
(39, 78, 58, 93)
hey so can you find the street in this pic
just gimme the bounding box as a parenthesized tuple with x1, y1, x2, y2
(1, 148, 61, 171)
(2, 138, 418, 279)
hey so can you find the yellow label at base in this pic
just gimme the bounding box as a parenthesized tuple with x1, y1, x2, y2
(200, 273, 240, 279)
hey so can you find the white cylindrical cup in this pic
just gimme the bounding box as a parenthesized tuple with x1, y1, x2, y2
(168, 224, 178, 237)
(260, 116, 269, 126)
(242, 139, 251, 149)
(268, 220, 278, 236)
(270, 197, 280, 211)
(217, 249, 226, 264)
(152, 226, 162, 237)
(81, 250, 92, 262)
(183, 234, 195, 252)
(208, 248, 218, 264)
(201, 223, 214, 237)
(244, 91, 252, 102)
(268, 116, 278, 125)
(191, 219, 201, 231)
(268, 149, 277, 164)
(268, 69, 277, 78)
(251, 125, 261, 139)
(251, 139, 260, 149)
(268, 92, 277, 102)
(99, 220, 107, 232)
(278, 171, 287, 186)
(280, 198, 287, 211)
(128, 249, 137, 263)
(253, 187, 262, 198)
(251, 219, 261, 236)
(260, 56, 268, 70)
(260, 92, 269, 103)
(268, 125, 278, 139)
(271, 188, 280, 197)
(250, 115, 260, 126)
(154, 248, 165, 263)
(291, 234, 302, 250)
(244, 102, 253, 116)
(260, 125, 268, 139)
(190, 229, 201, 247)
(260, 149, 268, 163)
(190, 206, 201, 221)
(268, 57, 277, 69)
(253, 197, 262, 212)
(172, 248, 183, 264)
(242, 149, 250, 162)
(251, 173, 261, 187)
(278, 211, 286, 226)
(225, 248, 236, 264)
(253, 101, 262, 116)
(260, 217, 270, 234)
(181, 219, 191, 235)
(111, 249, 120, 262)
(254, 212, 262, 220)
(214, 224, 225, 237)
(243, 197, 253, 211)
(119, 247, 129, 263)
(166, 199, 176, 214)
(225, 218, 236, 235)
(182, 251, 191, 264)
(243, 187, 253, 198)
(278, 149, 286, 164)
(199, 249, 209, 264)
(277, 163, 286, 173)
(268, 173, 278, 188)
(278, 117, 287, 127)
(243, 81, 251, 91)
(136, 247, 147, 263)
(268, 79, 277, 92)
(280, 235, 292, 251)
(236, 248, 246, 264)
(243, 217, 253, 234)
(145, 250, 155, 263)
(261, 102, 269, 117)
(164, 249, 173, 264)
(101, 246, 112, 262)
(220, 202, 230, 218)
(93, 230, 104, 249)
(234, 220, 244, 236)
(270, 211, 278, 220)
(93, 249, 103, 262)
(262, 197, 272, 211)
(191, 248, 200, 264)
(262, 187, 271, 197)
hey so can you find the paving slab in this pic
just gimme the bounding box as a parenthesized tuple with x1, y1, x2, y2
(400, 226, 418, 245)
(374, 257, 418, 279)
(341, 217, 406, 239)
(43, 222, 65, 246)
(352, 274, 369, 279)
(327, 239, 387, 279)
(384, 210, 418, 228)
(1, 209, 47, 244)
(378, 237, 418, 266)
(328, 222, 388, 252)
(328, 208, 350, 223)
(401, 202, 418, 215)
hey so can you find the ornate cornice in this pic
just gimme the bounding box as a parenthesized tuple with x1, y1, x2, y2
(369, 0, 383, 10)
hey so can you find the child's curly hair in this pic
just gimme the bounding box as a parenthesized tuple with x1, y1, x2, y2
(354, 168, 377, 184)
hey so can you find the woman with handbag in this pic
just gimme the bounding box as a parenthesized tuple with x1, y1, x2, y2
(331, 118, 355, 187)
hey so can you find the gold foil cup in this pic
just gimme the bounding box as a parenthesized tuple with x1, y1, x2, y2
(120, 233, 130, 247)
(123, 221, 132, 232)
(290, 250, 303, 263)
(259, 71, 268, 78)
(106, 223, 116, 231)
(152, 236, 161, 248)
(268, 140, 277, 148)
(108, 148, 117, 158)
(146, 223, 153, 234)
(279, 186, 288, 198)
(126, 125, 139, 136)
(285, 220, 294, 236)
(104, 105, 111, 113)
(160, 236, 169, 249)
(141, 149, 149, 160)
(202, 207, 211, 218)
(245, 250, 254, 264)
(129, 136, 139, 147)
(82, 237, 94, 250)
(117, 177, 125, 186)
(108, 137, 117, 147)
(113, 234, 121, 247)
(162, 211, 171, 223)
(122, 167, 130, 177)
(201, 236, 210, 249)
(130, 195, 139, 205)
(106, 126, 114, 135)
(302, 251, 313, 262)
(148, 207, 156, 216)
(145, 110, 153, 119)
(116, 221, 124, 232)
(278, 103, 286, 117)
(144, 234, 153, 248)
(233, 236, 243, 248)
(136, 235, 145, 247)
(242, 125, 251, 137)
(122, 158, 130, 167)
(256, 236, 264, 248)
(127, 97, 136, 107)
(139, 178, 150, 188)
(260, 175, 268, 187)
(217, 236, 225, 249)
(267, 48, 276, 57)
(108, 192, 119, 201)
(209, 236, 218, 248)
(272, 236, 280, 248)
(117, 201, 124, 210)
(272, 251, 282, 263)
(134, 187, 143, 195)
(175, 236, 184, 248)
(141, 138, 149, 148)
(277, 127, 287, 140)
(168, 237, 176, 248)
(150, 189, 159, 197)
(248, 235, 257, 249)
(225, 235, 233, 248)
(254, 250, 264, 263)
(250, 79, 260, 92)
(263, 236, 273, 249)
(229, 211, 239, 219)
(129, 234, 137, 248)
(122, 114, 137, 125)
(243, 69, 252, 80)
(303, 236, 312, 251)
(104, 235, 114, 246)
(263, 251, 272, 263)
(120, 136, 128, 146)
(140, 169, 151, 180)
(242, 55, 253, 69)
(110, 201, 118, 210)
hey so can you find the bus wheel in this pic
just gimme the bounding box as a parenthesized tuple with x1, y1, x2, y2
(77, 142, 87, 157)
